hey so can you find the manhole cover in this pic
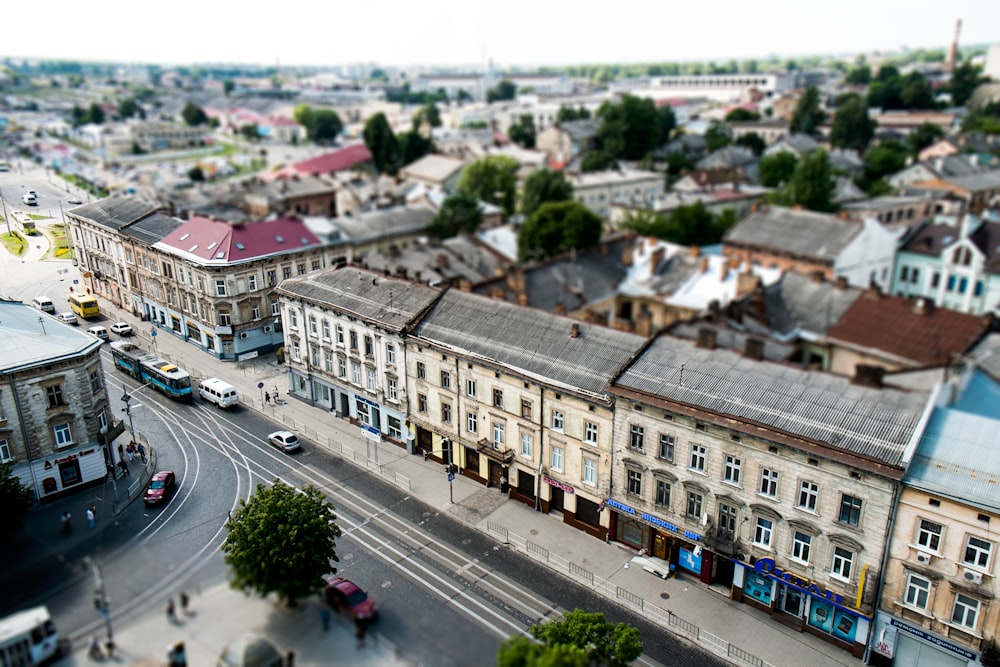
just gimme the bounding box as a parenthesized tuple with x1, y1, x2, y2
(530, 529, 538, 536)
(343, 553, 354, 561)
(660, 592, 670, 600)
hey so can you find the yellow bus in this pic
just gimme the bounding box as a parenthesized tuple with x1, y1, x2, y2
(68, 294, 100, 319)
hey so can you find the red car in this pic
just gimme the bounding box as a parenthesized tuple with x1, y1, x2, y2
(144, 471, 176, 506)
(324, 577, 378, 621)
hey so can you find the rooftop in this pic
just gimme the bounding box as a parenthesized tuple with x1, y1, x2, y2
(0, 300, 102, 373)
(155, 216, 324, 265)
(723, 206, 862, 264)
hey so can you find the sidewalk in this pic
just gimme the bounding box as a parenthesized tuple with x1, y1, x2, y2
(94, 301, 864, 667)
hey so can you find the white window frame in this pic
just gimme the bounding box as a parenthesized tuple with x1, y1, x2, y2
(0, 439, 11, 462)
(759, 467, 779, 498)
(951, 593, 981, 630)
(724, 455, 742, 485)
(753, 517, 773, 548)
(916, 519, 943, 552)
(53, 423, 73, 447)
(964, 536, 992, 569)
(904, 572, 931, 610)
(626, 469, 642, 496)
(797, 480, 819, 511)
(551, 409, 564, 431)
(629, 424, 644, 452)
(467, 412, 478, 434)
(689, 444, 706, 472)
(583, 458, 597, 485)
(386, 378, 398, 401)
(466, 378, 477, 398)
(791, 531, 812, 564)
(584, 421, 598, 445)
(492, 422, 505, 449)
(551, 445, 564, 472)
(520, 433, 533, 458)
(831, 547, 854, 581)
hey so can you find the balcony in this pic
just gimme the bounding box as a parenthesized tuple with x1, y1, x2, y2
(476, 438, 515, 464)
(701, 527, 740, 556)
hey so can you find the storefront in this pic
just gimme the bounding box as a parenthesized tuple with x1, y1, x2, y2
(869, 612, 976, 667)
(735, 558, 870, 658)
(606, 498, 704, 578)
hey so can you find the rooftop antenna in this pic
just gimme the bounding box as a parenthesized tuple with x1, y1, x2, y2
(39, 317, 47, 335)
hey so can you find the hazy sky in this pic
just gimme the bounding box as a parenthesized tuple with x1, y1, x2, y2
(5, 0, 998, 69)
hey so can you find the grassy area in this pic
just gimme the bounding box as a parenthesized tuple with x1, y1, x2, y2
(1, 231, 27, 256)
(28, 213, 50, 220)
(47, 223, 71, 258)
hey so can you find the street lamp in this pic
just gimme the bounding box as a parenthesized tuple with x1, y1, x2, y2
(443, 437, 455, 504)
(121, 393, 136, 445)
(83, 556, 114, 649)
(99, 425, 117, 500)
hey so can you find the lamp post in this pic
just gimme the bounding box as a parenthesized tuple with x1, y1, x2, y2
(121, 393, 136, 444)
(83, 556, 114, 648)
(441, 437, 456, 503)
(99, 425, 117, 500)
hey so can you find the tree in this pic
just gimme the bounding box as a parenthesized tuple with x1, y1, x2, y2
(293, 103, 313, 127)
(595, 94, 670, 160)
(222, 481, 341, 606)
(413, 103, 442, 130)
(950, 61, 985, 107)
(844, 64, 872, 85)
(580, 151, 617, 172)
(223, 79, 235, 96)
(521, 168, 573, 217)
(864, 140, 908, 183)
(507, 114, 536, 148)
(556, 105, 591, 123)
(497, 609, 642, 667)
(725, 108, 761, 122)
(398, 129, 433, 166)
(868, 65, 904, 110)
(759, 151, 799, 188)
(0, 462, 33, 536)
(908, 122, 945, 157)
(790, 86, 826, 135)
(188, 166, 205, 182)
(428, 193, 483, 239)
(900, 72, 936, 110)
(117, 97, 141, 119)
(307, 109, 343, 144)
(181, 102, 208, 126)
(239, 124, 259, 142)
(457, 155, 519, 216)
(487, 80, 517, 103)
(517, 201, 602, 263)
(829, 94, 876, 152)
(87, 103, 105, 125)
(704, 120, 732, 152)
(785, 149, 835, 212)
(363, 112, 402, 174)
(734, 132, 766, 156)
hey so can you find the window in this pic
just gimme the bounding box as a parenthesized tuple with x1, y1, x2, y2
(831, 547, 854, 580)
(690, 445, 706, 472)
(290, 342, 300, 362)
(252, 305, 261, 320)
(521, 433, 533, 458)
(387, 378, 398, 401)
(283, 266, 292, 280)
(655, 480, 671, 507)
(584, 421, 598, 445)
(47, 384, 64, 408)
(551, 446, 564, 471)
(288, 309, 299, 329)
(308, 315, 318, 336)
(492, 388, 503, 408)
(53, 423, 72, 447)
(627, 469, 642, 496)
(310, 346, 320, 366)
(492, 422, 505, 448)
(724, 455, 742, 485)
(440, 371, 451, 389)
(417, 393, 427, 413)
(900, 266, 909, 282)
(797, 481, 819, 511)
(336, 325, 345, 346)
(267, 270, 277, 286)
(386, 343, 396, 365)
(629, 424, 644, 452)
(337, 357, 347, 378)
(916, 520, 943, 552)
(718, 503, 737, 537)
(686, 491, 703, 519)
(754, 517, 773, 548)
(521, 399, 532, 420)
(467, 412, 478, 434)
(583, 458, 597, 485)
(351, 362, 362, 385)
(364, 335, 374, 356)
(658, 434, 675, 462)
(551, 410, 564, 430)
(215, 279, 227, 296)
(839, 495, 862, 527)
(89, 370, 103, 393)
(466, 379, 477, 398)
(904, 572, 931, 610)
(964, 536, 992, 569)
(791, 531, 812, 563)
(349, 331, 358, 351)
(759, 468, 779, 497)
(322, 320, 332, 341)
(952, 594, 980, 629)
(366, 369, 376, 390)
(219, 310, 232, 326)
(415, 361, 426, 379)
(0, 439, 9, 463)
(441, 403, 452, 423)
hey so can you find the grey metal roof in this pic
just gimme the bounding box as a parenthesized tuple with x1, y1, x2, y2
(276, 267, 442, 333)
(67, 196, 163, 231)
(613, 334, 929, 466)
(945, 169, 1000, 191)
(120, 213, 184, 245)
(761, 271, 863, 337)
(333, 205, 435, 244)
(411, 290, 647, 397)
(0, 300, 102, 372)
(723, 206, 862, 263)
(966, 334, 1000, 384)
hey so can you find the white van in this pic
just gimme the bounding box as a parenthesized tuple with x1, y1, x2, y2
(86, 325, 109, 342)
(33, 296, 55, 313)
(199, 378, 239, 409)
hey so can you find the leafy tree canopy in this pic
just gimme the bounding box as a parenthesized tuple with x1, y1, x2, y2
(496, 609, 643, 667)
(181, 102, 208, 126)
(223, 80, 235, 96)
(900, 71, 936, 110)
(363, 112, 402, 175)
(908, 122, 945, 157)
(517, 201, 602, 263)
(117, 97, 142, 120)
(961, 102, 1000, 134)
(580, 150, 617, 172)
(790, 86, 826, 135)
(487, 79, 517, 103)
(734, 132, 766, 156)
(950, 61, 985, 107)
(413, 103, 442, 130)
(556, 105, 591, 123)
(307, 109, 344, 144)
(0, 462, 33, 536)
(829, 93, 876, 152)
(595, 94, 675, 160)
(457, 155, 519, 216)
(704, 120, 732, 152)
(222, 481, 341, 605)
(521, 168, 573, 217)
(759, 151, 799, 188)
(622, 201, 738, 246)
(398, 129, 434, 168)
(724, 108, 761, 122)
(188, 166, 205, 182)
(781, 148, 836, 212)
(508, 114, 537, 149)
(864, 140, 908, 183)
(428, 193, 484, 239)
(844, 64, 872, 85)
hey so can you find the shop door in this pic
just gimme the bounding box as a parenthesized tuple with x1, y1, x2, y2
(779, 585, 804, 618)
(895, 635, 965, 667)
(488, 460, 503, 487)
(713, 556, 735, 587)
(516, 471, 535, 499)
(339, 393, 349, 418)
(549, 487, 564, 513)
(465, 447, 480, 476)
(652, 533, 669, 560)
(416, 427, 433, 456)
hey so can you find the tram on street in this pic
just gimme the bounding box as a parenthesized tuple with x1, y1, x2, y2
(109, 340, 194, 402)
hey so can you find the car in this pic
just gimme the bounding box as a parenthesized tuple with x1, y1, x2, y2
(267, 430, 301, 453)
(143, 471, 176, 506)
(86, 325, 109, 342)
(67, 196, 83, 205)
(56, 312, 78, 326)
(323, 577, 378, 621)
(110, 321, 133, 336)
(22, 193, 37, 206)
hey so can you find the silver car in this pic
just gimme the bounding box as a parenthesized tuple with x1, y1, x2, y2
(267, 430, 301, 453)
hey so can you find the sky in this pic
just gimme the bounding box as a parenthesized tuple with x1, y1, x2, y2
(4, 0, 998, 70)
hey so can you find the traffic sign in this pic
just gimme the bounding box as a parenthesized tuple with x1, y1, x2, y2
(258, 382, 265, 389)
(151, 329, 157, 337)
(448, 471, 456, 482)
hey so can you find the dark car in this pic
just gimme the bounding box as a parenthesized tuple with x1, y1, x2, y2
(323, 577, 378, 621)
(144, 471, 176, 507)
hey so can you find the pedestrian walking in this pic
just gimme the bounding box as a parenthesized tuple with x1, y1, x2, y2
(117, 443, 125, 460)
(355, 620, 367, 649)
(499, 473, 508, 494)
(138, 443, 147, 463)
(166, 597, 176, 623)
(126, 447, 134, 462)
(320, 607, 331, 631)
(285, 649, 295, 667)
(179, 591, 189, 615)
(264, 391, 271, 405)
(86, 506, 95, 529)
(119, 460, 130, 476)
(60, 511, 72, 535)
(167, 640, 186, 667)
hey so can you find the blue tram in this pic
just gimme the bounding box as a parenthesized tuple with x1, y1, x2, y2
(109, 340, 193, 402)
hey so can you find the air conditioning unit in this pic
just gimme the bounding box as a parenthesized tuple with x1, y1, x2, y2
(963, 568, 984, 585)
(916, 551, 932, 564)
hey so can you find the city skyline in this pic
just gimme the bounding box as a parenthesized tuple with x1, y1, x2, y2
(4, 0, 998, 70)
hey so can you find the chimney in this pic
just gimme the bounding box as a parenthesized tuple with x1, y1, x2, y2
(750, 289, 766, 315)
(744, 337, 765, 361)
(688, 245, 701, 258)
(458, 278, 472, 292)
(517, 292, 529, 306)
(737, 271, 761, 297)
(436, 253, 450, 269)
(913, 297, 932, 316)
(555, 302, 567, 315)
(649, 246, 665, 270)
(720, 265, 729, 282)
(852, 364, 885, 389)
(490, 287, 506, 300)
(621, 244, 634, 267)
(811, 271, 824, 284)
(570, 323, 581, 338)
(696, 327, 717, 350)
(700, 257, 709, 273)
(834, 275, 848, 290)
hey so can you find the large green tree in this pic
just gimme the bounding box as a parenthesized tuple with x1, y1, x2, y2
(864, 140, 908, 183)
(734, 132, 765, 156)
(521, 168, 573, 218)
(117, 97, 142, 119)
(900, 72, 936, 110)
(306, 109, 344, 144)
(556, 105, 591, 123)
(222, 481, 341, 605)
(789, 86, 826, 135)
(867, 65, 903, 110)
(724, 108, 761, 122)
(621, 201, 737, 246)
(507, 114, 536, 148)
(829, 93, 876, 152)
(844, 64, 872, 85)
(398, 129, 434, 166)
(595, 94, 674, 160)
(181, 102, 208, 126)
(0, 462, 33, 536)
(783, 149, 835, 212)
(457, 155, 519, 216)
(907, 122, 945, 157)
(413, 103, 442, 130)
(497, 610, 642, 667)
(363, 112, 402, 174)
(428, 193, 483, 239)
(517, 201, 602, 263)
(704, 120, 732, 152)
(759, 152, 799, 188)
(950, 61, 985, 107)
(487, 80, 517, 103)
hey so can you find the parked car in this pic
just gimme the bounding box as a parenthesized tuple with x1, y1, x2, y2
(267, 431, 301, 453)
(86, 325, 109, 342)
(144, 471, 176, 507)
(56, 312, 78, 326)
(22, 193, 37, 206)
(109, 321, 133, 336)
(323, 577, 378, 621)
(67, 196, 83, 205)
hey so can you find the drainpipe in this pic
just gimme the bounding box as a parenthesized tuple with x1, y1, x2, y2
(9, 374, 40, 503)
(862, 480, 901, 665)
(535, 387, 545, 512)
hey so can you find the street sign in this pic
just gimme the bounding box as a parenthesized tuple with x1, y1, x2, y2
(360, 423, 381, 442)
(257, 382, 265, 389)
(73, 279, 79, 284)
(151, 329, 157, 337)
(448, 471, 456, 482)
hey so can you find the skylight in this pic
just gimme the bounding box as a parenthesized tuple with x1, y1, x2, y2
(235, 242, 246, 251)
(275, 236, 285, 243)
(179, 233, 190, 241)
(189, 245, 198, 252)
(215, 251, 225, 259)
(300, 237, 309, 245)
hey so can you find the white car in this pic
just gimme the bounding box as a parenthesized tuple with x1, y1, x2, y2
(110, 321, 133, 336)
(22, 193, 37, 206)
(267, 431, 301, 453)
(56, 312, 78, 325)
(87, 325, 109, 342)
(67, 196, 83, 205)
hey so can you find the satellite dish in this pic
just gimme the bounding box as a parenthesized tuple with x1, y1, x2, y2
(700, 513, 709, 526)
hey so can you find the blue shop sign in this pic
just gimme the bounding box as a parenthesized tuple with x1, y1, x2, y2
(679, 548, 702, 574)
(890, 618, 977, 661)
(606, 499, 702, 541)
(745, 558, 869, 620)
(356, 395, 380, 408)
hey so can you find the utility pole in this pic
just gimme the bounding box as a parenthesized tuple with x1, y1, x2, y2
(443, 437, 455, 503)
(0, 189, 9, 235)
(122, 392, 137, 444)
(83, 556, 114, 646)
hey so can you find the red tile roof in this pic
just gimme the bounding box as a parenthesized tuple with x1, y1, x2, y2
(292, 144, 372, 176)
(156, 216, 323, 263)
(826, 292, 991, 367)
